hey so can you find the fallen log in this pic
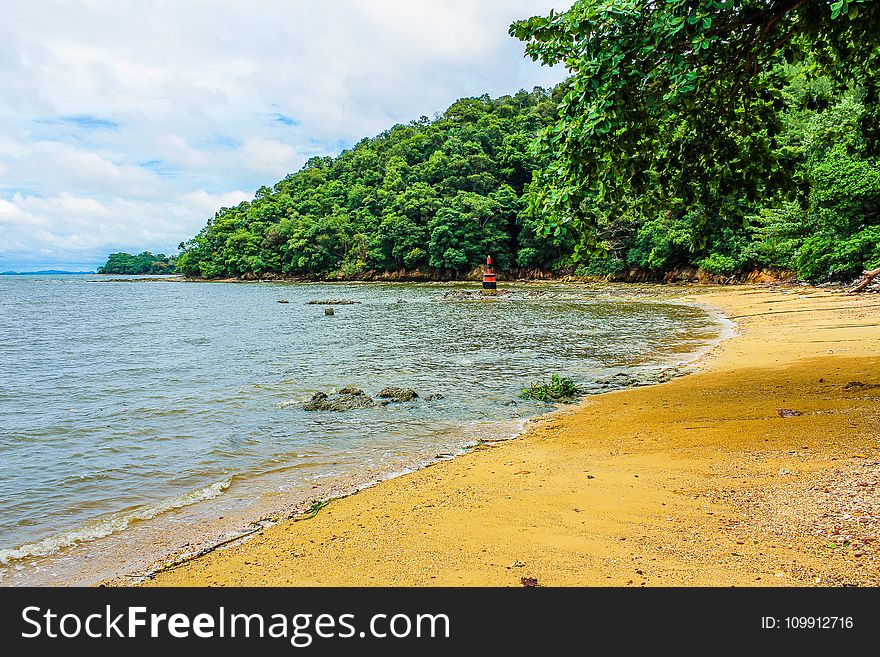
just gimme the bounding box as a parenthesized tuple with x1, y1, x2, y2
(849, 267, 880, 294)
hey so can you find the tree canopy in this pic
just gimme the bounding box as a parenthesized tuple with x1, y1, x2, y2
(510, 1, 880, 255)
(176, 89, 578, 279)
(97, 252, 178, 275)
(159, 4, 880, 284)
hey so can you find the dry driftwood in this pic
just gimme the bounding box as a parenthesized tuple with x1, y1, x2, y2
(848, 267, 880, 294)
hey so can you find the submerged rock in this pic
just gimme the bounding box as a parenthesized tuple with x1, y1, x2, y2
(324, 307, 335, 316)
(441, 289, 512, 301)
(303, 388, 374, 411)
(302, 391, 328, 410)
(584, 368, 683, 395)
(299, 386, 439, 411)
(377, 387, 419, 402)
(595, 372, 639, 389)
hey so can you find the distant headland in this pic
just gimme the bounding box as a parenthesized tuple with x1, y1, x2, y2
(0, 270, 96, 275)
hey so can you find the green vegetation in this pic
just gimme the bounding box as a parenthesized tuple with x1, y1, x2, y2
(177, 90, 577, 279)
(574, 74, 880, 283)
(521, 374, 583, 402)
(294, 499, 333, 521)
(174, 70, 879, 284)
(97, 252, 178, 275)
(510, 0, 880, 282)
(566, 71, 880, 282)
(161, 2, 880, 284)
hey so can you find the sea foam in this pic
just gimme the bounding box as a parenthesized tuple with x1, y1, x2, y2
(0, 479, 230, 565)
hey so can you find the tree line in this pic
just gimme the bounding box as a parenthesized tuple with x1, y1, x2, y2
(112, 2, 879, 284)
(175, 88, 572, 279)
(97, 252, 178, 275)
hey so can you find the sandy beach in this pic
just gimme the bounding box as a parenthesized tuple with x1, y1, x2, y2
(143, 285, 880, 587)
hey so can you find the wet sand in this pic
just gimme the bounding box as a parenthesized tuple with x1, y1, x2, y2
(143, 286, 880, 586)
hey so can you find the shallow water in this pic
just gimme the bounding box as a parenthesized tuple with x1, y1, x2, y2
(0, 275, 723, 584)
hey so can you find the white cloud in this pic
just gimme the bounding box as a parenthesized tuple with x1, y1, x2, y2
(0, 189, 252, 267)
(239, 138, 304, 179)
(0, 0, 571, 270)
(180, 190, 253, 215)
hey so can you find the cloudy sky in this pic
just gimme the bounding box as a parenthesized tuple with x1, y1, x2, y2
(0, 1, 571, 271)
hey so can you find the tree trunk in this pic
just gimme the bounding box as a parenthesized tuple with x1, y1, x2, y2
(849, 267, 880, 294)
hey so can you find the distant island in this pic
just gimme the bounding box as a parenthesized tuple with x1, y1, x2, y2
(97, 252, 178, 275)
(0, 270, 95, 275)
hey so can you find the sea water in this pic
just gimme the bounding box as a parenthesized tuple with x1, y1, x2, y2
(0, 275, 725, 584)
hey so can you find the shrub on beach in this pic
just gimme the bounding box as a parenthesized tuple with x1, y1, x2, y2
(520, 374, 582, 402)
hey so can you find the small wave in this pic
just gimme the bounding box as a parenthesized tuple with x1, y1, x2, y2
(459, 418, 529, 444)
(0, 479, 230, 566)
(182, 337, 211, 346)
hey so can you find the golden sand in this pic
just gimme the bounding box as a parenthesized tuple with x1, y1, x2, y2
(145, 286, 880, 586)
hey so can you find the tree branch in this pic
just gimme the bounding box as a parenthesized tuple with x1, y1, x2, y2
(849, 267, 880, 294)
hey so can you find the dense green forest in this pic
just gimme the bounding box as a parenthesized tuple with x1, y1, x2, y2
(97, 252, 178, 275)
(171, 2, 878, 284)
(574, 68, 880, 282)
(511, 0, 880, 282)
(177, 88, 570, 279)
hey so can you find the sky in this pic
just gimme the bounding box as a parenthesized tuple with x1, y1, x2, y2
(0, 0, 572, 272)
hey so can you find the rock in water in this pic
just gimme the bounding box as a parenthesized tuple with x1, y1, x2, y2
(303, 388, 374, 411)
(302, 391, 328, 411)
(442, 289, 512, 300)
(377, 387, 419, 402)
(325, 307, 335, 316)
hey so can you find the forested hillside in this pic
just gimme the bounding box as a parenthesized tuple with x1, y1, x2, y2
(173, 2, 879, 284)
(176, 75, 878, 283)
(177, 89, 575, 279)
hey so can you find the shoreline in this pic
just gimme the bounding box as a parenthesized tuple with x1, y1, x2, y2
(2, 281, 720, 586)
(92, 289, 726, 586)
(139, 284, 880, 587)
(89, 268, 800, 286)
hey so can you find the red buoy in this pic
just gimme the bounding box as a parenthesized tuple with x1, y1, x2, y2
(482, 255, 497, 295)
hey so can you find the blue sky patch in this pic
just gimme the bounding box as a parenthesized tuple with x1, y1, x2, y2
(272, 113, 299, 126)
(198, 134, 240, 150)
(38, 114, 119, 130)
(139, 159, 180, 178)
